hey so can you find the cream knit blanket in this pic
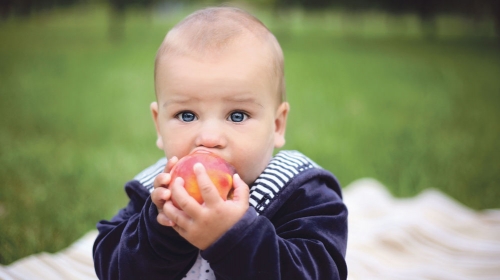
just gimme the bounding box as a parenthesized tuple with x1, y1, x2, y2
(1, 178, 499, 280)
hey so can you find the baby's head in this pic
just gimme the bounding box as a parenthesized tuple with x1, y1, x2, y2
(154, 7, 286, 104)
(151, 7, 289, 185)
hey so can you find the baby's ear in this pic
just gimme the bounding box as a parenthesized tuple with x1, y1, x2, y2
(274, 102, 289, 148)
(150, 102, 164, 150)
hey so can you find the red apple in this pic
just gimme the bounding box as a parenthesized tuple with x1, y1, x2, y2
(169, 152, 236, 208)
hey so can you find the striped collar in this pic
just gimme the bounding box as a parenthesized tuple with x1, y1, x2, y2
(134, 157, 168, 193)
(134, 150, 320, 214)
(249, 150, 319, 215)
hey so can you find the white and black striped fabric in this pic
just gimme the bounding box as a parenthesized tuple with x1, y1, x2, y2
(133, 151, 320, 215)
(134, 157, 167, 193)
(249, 150, 319, 215)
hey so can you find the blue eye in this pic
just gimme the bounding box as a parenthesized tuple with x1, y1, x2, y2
(229, 111, 247, 123)
(177, 111, 196, 122)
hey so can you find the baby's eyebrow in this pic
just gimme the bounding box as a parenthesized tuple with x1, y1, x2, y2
(223, 96, 264, 107)
(162, 96, 199, 108)
(161, 94, 264, 108)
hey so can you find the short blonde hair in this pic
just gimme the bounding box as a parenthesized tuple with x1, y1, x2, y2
(154, 7, 286, 103)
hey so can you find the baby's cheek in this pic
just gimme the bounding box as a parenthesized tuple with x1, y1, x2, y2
(239, 161, 266, 186)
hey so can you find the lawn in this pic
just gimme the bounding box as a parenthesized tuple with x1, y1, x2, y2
(0, 4, 499, 264)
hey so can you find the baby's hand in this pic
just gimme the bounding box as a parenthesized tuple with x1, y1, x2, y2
(163, 163, 249, 250)
(151, 156, 178, 227)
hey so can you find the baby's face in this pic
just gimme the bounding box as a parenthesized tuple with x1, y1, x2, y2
(152, 38, 288, 185)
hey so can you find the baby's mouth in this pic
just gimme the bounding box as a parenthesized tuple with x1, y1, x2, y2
(190, 149, 233, 168)
(190, 149, 212, 155)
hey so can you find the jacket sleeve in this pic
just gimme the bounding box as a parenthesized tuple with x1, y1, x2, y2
(93, 180, 199, 280)
(200, 170, 348, 280)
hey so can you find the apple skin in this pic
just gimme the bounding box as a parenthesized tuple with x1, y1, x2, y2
(169, 152, 236, 207)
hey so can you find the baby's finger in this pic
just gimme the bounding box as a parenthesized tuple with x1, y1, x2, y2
(169, 177, 203, 218)
(163, 197, 192, 230)
(231, 173, 249, 203)
(151, 187, 171, 212)
(165, 156, 179, 173)
(157, 212, 175, 227)
(193, 163, 222, 207)
(153, 173, 171, 190)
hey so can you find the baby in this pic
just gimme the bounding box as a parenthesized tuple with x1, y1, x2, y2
(93, 6, 347, 280)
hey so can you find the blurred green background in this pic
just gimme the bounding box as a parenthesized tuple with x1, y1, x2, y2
(1, 0, 499, 265)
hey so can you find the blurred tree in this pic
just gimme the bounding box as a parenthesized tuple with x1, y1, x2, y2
(0, 0, 13, 19)
(274, 0, 334, 10)
(12, 0, 33, 16)
(108, 0, 127, 42)
(286, 0, 498, 39)
(415, 0, 437, 39)
(0, 0, 80, 18)
(107, 0, 157, 42)
(492, 0, 500, 37)
(383, 0, 411, 36)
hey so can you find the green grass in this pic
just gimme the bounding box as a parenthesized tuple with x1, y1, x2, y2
(1, 4, 499, 264)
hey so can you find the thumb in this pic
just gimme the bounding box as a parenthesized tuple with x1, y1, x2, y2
(231, 174, 249, 203)
(165, 156, 178, 173)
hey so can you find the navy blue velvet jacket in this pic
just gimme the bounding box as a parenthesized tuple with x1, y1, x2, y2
(93, 151, 348, 279)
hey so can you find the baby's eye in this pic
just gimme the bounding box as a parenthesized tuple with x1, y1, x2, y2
(228, 111, 248, 123)
(176, 111, 197, 122)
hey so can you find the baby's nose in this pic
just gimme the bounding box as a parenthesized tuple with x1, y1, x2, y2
(194, 120, 227, 149)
